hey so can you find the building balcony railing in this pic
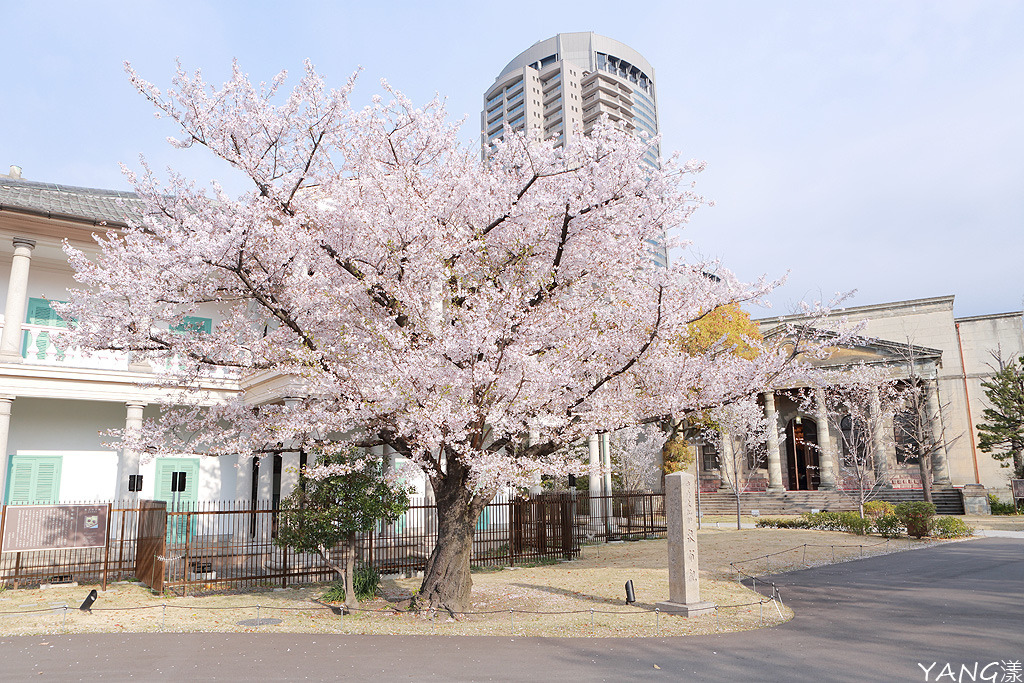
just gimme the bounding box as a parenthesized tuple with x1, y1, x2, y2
(5, 321, 238, 381)
(19, 323, 132, 371)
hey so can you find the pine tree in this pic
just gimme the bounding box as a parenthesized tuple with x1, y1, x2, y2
(977, 355, 1024, 479)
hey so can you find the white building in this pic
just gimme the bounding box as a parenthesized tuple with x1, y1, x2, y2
(0, 173, 328, 508)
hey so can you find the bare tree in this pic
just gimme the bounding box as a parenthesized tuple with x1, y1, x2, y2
(809, 366, 901, 517)
(707, 398, 771, 529)
(891, 340, 960, 503)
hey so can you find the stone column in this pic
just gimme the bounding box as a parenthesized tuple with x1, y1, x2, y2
(588, 434, 602, 521)
(813, 389, 837, 490)
(869, 386, 890, 485)
(926, 381, 952, 486)
(118, 402, 146, 500)
(235, 455, 255, 504)
(528, 429, 542, 495)
(718, 430, 734, 489)
(258, 453, 275, 504)
(655, 471, 715, 616)
(654, 438, 665, 493)
(0, 238, 37, 362)
(278, 398, 302, 498)
(0, 397, 14, 500)
(601, 432, 614, 521)
(763, 392, 785, 491)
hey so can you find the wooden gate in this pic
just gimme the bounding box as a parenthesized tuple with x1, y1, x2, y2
(510, 493, 576, 561)
(135, 500, 167, 592)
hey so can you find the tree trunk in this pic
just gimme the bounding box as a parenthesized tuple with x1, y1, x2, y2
(316, 542, 357, 612)
(416, 461, 490, 617)
(918, 456, 933, 503)
(343, 534, 357, 610)
(735, 491, 742, 530)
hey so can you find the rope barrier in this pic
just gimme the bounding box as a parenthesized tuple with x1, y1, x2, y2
(730, 538, 896, 582)
(0, 595, 780, 619)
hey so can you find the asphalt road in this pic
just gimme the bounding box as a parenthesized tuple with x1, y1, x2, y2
(1, 537, 1020, 682)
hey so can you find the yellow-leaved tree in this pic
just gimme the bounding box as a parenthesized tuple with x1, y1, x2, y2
(662, 303, 764, 476)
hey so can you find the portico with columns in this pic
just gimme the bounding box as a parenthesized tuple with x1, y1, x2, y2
(696, 334, 956, 495)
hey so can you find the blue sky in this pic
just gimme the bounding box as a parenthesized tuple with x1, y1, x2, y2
(2, 1, 1021, 318)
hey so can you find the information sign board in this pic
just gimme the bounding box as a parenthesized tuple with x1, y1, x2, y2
(1, 504, 109, 553)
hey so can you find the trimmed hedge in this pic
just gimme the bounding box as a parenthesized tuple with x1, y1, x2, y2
(756, 507, 973, 540)
(755, 511, 869, 534)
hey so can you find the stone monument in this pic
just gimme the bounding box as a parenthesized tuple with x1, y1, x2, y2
(655, 471, 716, 616)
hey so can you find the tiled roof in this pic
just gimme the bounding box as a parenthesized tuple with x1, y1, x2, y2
(0, 178, 145, 226)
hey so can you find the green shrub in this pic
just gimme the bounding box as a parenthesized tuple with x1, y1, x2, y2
(353, 566, 381, 602)
(756, 517, 811, 529)
(863, 500, 895, 519)
(321, 566, 382, 603)
(875, 513, 903, 538)
(322, 580, 347, 603)
(931, 516, 974, 539)
(894, 501, 936, 539)
(846, 515, 872, 536)
(988, 494, 1022, 515)
(802, 511, 868, 534)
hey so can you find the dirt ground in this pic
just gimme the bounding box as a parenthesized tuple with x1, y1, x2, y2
(962, 514, 1024, 531)
(0, 527, 952, 638)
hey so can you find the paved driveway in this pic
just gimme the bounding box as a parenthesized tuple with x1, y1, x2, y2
(1, 537, 1020, 682)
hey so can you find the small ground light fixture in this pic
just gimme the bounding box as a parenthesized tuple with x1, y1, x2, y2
(625, 580, 636, 604)
(79, 589, 98, 612)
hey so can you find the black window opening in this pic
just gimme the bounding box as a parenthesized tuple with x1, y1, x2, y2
(840, 415, 870, 467)
(700, 442, 720, 472)
(249, 457, 260, 537)
(893, 411, 922, 464)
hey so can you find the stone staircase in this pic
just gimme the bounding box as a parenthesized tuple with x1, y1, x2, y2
(698, 490, 856, 516)
(698, 488, 966, 516)
(873, 489, 965, 515)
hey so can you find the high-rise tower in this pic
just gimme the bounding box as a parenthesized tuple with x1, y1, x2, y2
(482, 32, 667, 268)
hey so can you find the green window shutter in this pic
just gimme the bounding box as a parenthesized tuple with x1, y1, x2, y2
(171, 316, 212, 334)
(155, 462, 175, 501)
(25, 298, 68, 328)
(155, 458, 200, 544)
(34, 459, 61, 502)
(5, 455, 62, 504)
(154, 458, 200, 502)
(6, 459, 36, 503)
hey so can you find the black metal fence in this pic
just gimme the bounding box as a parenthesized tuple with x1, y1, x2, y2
(0, 491, 666, 593)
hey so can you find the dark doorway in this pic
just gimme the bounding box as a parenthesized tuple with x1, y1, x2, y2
(786, 419, 820, 491)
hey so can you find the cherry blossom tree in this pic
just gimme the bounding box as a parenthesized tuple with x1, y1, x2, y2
(61, 61, 825, 614)
(706, 398, 773, 529)
(610, 424, 666, 492)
